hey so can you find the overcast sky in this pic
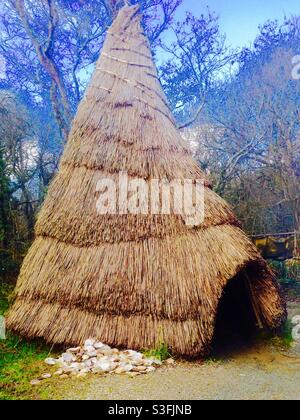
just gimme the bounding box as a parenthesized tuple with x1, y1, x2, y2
(174, 0, 299, 48)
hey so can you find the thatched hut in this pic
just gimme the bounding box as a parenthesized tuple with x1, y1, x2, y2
(7, 5, 286, 357)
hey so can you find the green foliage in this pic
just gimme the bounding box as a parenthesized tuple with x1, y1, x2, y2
(0, 148, 10, 245)
(268, 260, 300, 286)
(0, 283, 14, 315)
(279, 320, 294, 348)
(268, 259, 300, 302)
(270, 320, 294, 349)
(254, 319, 294, 350)
(204, 357, 223, 365)
(0, 336, 51, 400)
(0, 148, 21, 283)
(0, 283, 53, 400)
(143, 341, 170, 362)
(285, 260, 300, 283)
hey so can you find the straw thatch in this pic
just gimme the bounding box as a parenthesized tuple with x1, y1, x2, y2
(7, 5, 286, 357)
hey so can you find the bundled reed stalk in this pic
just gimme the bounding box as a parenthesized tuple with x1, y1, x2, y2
(7, 5, 286, 357)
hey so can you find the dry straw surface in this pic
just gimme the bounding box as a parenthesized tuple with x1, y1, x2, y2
(7, 5, 286, 357)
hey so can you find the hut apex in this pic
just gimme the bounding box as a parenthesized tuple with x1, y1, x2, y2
(7, 5, 286, 357)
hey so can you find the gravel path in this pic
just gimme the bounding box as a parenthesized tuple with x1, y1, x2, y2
(51, 302, 300, 401)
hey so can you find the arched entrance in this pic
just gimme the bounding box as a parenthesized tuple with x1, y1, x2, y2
(211, 270, 263, 356)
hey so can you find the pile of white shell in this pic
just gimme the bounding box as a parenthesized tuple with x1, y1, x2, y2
(34, 339, 172, 383)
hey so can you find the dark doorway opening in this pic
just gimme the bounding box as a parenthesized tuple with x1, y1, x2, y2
(211, 272, 261, 357)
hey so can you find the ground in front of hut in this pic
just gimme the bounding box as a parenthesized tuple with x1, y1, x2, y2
(51, 302, 300, 401)
(1, 292, 300, 400)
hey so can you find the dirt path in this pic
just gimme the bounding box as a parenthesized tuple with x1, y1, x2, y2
(47, 303, 300, 401)
(53, 345, 299, 400)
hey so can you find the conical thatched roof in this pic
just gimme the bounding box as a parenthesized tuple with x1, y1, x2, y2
(7, 5, 286, 357)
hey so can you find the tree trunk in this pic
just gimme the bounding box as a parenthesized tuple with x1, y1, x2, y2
(15, 0, 73, 141)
